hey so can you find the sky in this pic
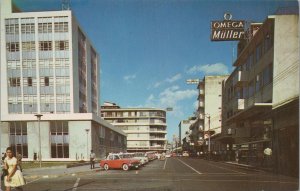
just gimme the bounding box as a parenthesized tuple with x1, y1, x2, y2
(14, 0, 299, 141)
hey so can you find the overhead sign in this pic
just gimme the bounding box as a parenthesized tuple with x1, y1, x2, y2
(186, 79, 200, 84)
(211, 13, 245, 41)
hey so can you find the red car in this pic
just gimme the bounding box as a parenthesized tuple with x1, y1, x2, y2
(100, 153, 140, 171)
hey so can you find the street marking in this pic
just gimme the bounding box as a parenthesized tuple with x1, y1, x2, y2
(177, 158, 202, 174)
(163, 158, 168, 170)
(205, 162, 246, 174)
(26, 177, 43, 184)
(72, 177, 80, 191)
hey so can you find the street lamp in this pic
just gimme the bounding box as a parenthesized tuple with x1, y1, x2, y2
(34, 114, 43, 168)
(85, 129, 90, 161)
(205, 114, 211, 160)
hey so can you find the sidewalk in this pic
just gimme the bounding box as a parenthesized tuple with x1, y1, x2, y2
(23, 163, 102, 181)
(224, 161, 273, 172)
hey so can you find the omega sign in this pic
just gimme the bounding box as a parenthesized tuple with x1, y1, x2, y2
(211, 13, 245, 41)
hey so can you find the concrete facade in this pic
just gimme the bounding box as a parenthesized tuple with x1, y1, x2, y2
(188, 75, 228, 153)
(0, 0, 126, 161)
(220, 14, 299, 177)
(101, 102, 167, 152)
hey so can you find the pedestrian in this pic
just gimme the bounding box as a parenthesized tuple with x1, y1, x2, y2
(16, 152, 22, 172)
(3, 147, 25, 191)
(90, 150, 96, 169)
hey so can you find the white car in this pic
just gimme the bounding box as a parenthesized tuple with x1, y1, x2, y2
(182, 151, 189, 157)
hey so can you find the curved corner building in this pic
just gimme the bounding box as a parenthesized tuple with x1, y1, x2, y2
(101, 102, 167, 153)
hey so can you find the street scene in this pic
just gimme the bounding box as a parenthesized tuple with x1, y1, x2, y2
(16, 157, 299, 191)
(0, 0, 299, 190)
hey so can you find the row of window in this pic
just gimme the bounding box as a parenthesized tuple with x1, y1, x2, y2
(7, 41, 69, 52)
(102, 111, 166, 118)
(8, 58, 70, 69)
(5, 22, 69, 34)
(227, 64, 273, 100)
(237, 33, 273, 72)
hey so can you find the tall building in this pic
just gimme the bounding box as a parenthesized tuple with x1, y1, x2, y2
(189, 75, 228, 152)
(178, 118, 196, 146)
(221, 13, 299, 176)
(0, 0, 126, 161)
(101, 102, 167, 152)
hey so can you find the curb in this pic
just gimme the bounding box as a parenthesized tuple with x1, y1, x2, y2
(24, 168, 102, 181)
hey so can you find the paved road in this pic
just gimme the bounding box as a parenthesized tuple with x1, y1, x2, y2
(17, 158, 299, 191)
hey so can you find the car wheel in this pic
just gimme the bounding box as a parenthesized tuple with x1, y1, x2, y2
(104, 164, 109, 171)
(122, 164, 129, 171)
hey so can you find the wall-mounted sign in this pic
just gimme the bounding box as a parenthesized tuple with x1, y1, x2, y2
(211, 13, 245, 41)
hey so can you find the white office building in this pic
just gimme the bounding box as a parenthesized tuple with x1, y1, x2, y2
(101, 102, 167, 152)
(0, 0, 126, 161)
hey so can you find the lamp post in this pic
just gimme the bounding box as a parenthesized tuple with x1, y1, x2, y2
(85, 129, 90, 161)
(34, 114, 43, 168)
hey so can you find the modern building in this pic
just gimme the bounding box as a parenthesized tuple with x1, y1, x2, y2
(178, 117, 195, 146)
(220, 13, 299, 176)
(101, 102, 167, 152)
(189, 75, 228, 153)
(0, 0, 126, 161)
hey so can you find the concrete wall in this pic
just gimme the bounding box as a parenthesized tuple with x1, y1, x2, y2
(273, 15, 299, 108)
(69, 121, 91, 160)
(204, 76, 228, 134)
(27, 121, 50, 160)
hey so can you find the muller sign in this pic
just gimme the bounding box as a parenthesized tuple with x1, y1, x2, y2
(211, 13, 245, 41)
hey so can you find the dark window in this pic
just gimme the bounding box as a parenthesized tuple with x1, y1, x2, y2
(44, 77, 49, 86)
(39, 41, 52, 51)
(28, 77, 32, 86)
(9, 77, 20, 87)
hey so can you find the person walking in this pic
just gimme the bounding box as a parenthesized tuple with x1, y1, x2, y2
(90, 150, 96, 169)
(3, 147, 25, 191)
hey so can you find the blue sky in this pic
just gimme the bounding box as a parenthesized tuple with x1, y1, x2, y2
(15, 0, 299, 141)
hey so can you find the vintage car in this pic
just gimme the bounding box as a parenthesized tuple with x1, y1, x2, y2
(133, 152, 149, 165)
(100, 153, 140, 171)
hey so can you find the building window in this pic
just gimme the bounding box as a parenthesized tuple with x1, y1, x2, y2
(39, 41, 52, 51)
(9, 122, 28, 158)
(255, 74, 261, 92)
(38, 23, 52, 33)
(55, 41, 69, 50)
(44, 77, 49, 86)
(263, 63, 273, 86)
(249, 80, 254, 97)
(5, 22, 19, 34)
(264, 33, 273, 53)
(54, 22, 68, 33)
(6, 42, 20, 52)
(27, 77, 33, 86)
(21, 23, 35, 34)
(50, 121, 69, 158)
(22, 41, 35, 51)
(9, 77, 21, 87)
(255, 43, 262, 63)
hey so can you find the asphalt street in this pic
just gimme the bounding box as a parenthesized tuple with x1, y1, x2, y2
(13, 158, 299, 191)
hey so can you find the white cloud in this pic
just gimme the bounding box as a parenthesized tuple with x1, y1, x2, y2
(153, 82, 162, 88)
(145, 86, 197, 117)
(166, 73, 182, 83)
(187, 63, 229, 75)
(151, 73, 182, 89)
(123, 74, 136, 82)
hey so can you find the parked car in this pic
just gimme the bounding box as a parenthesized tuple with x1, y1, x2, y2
(145, 151, 157, 161)
(182, 151, 189, 157)
(133, 152, 149, 165)
(100, 153, 140, 171)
